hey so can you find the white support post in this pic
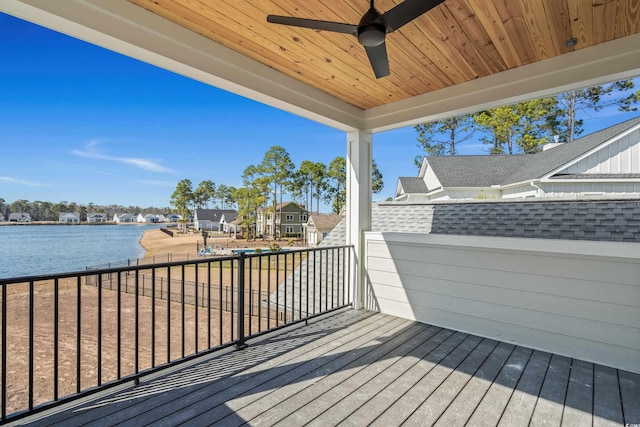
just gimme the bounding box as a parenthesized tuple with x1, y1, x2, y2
(346, 130, 372, 310)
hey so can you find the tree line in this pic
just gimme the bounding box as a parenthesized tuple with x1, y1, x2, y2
(0, 198, 168, 222)
(414, 80, 640, 166)
(171, 147, 384, 237)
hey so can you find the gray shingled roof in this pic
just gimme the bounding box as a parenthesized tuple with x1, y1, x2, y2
(194, 209, 237, 221)
(397, 177, 428, 193)
(418, 116, 640, 187)
(308, 213, 343, 230)
(321, 199, 640, 244)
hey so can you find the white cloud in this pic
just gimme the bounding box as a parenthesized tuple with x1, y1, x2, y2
(0, 176, 51, 187)
(72, 141, 175, 173)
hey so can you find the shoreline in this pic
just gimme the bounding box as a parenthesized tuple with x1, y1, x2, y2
(0, 221, 172, 226)
(139, 228, 285, 258)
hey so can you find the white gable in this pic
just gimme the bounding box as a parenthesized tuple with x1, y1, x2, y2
(557, 127, 640, 175)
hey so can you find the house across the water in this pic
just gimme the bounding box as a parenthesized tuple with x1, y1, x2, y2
(59, 212, 80, 223)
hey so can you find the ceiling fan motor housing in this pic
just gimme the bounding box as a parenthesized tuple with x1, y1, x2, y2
(357, 23, 386, 46)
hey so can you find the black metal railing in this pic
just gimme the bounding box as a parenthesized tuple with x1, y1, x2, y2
(0, 245, 352, 423)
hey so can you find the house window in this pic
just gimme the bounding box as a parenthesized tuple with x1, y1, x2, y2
(285, 214, 294, 221)
(285, 226, 294, 234)
(300, 214, 308, 222)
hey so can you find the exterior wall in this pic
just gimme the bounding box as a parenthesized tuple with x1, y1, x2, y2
(423, 165, 441, 191)
(444, 189, 501, 200)
(364, 232, 640, 373)
(541, 182, 640, 197)
(501, 184, 537, 198)
(560, 129, 640, 174)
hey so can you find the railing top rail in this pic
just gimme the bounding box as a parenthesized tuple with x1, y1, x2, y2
(242, 244, 353, 258)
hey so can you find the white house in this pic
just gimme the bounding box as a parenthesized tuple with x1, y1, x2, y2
(158, 213, 180, 223)
(87, 213, 108, 223)
(396, 116, 640, 201)
(136, 213, 159, 223)
(59, 212, 80, 223)
(219, 211, 239, 233)
(113, 213, 134, 223)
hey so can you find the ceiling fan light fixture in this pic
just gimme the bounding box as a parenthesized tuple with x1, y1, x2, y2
(357, 24, 386, 47)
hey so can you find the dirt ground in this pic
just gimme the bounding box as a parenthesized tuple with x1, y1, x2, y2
(1, 228, 300, 416)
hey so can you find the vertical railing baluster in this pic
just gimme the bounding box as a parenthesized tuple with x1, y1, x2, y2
(283, 252, 288, 324)
(76, 276, 81, 394)
(236, 252, 246, 349)
(194, 264, 199, 354)
(258, 255, 262, 333)
(166, 266, 171, 363)
(338, 248, 345, 305)
(54, 278, 59, 401)
(325, 249, 329, 311)
(305, 250, 309, 318)
(230, 259, 235, 342)
(332, 248, 336, 309)
(28, 280, 34, 410)
(319, 250, 323, 313)
(97, 275, 102, 387)
(219, 261, 223, 346)
(207, 262, 211, 350)
(181, 265, 185, 359)
(135, 270, 139, 376)
(275, 253, 280, 327)
(2, 282, 6, 420)
(248, 256, 252, 335)
(298, 251, 303, 321)
(313, 249, 317, 315)
(151, 267, 156, 368)
(117, 272, 122, 379)
(348, 247, 352, 304)
(267, 254, 271, 329)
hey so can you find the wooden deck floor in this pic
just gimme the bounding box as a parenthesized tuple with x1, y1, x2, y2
(15, 309, 640, 426)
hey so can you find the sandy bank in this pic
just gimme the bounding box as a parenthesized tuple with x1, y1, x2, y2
(140, 228, 203, 257)
(139, 228, 271, 258)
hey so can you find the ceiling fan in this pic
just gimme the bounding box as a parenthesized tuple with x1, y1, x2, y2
(267, 0, 446, 79)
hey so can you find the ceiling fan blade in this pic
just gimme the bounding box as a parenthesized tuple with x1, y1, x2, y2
(381, 0, 445, 32)
(365, 43, 390, 79)
(267, 15, 357, 35)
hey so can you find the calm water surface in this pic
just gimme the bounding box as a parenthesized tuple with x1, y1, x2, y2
(0, 224, 162, 278)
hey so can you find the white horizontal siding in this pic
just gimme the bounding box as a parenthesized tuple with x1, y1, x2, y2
(364, 232, 640, 373)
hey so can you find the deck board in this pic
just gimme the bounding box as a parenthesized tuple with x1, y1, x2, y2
(15, 309, 640, 427)
(499, 350, 552, 426)
(529, 354, 572, 426)
(562, 358, 594, 426)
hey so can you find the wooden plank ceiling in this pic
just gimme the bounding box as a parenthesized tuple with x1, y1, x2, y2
(127, 0, 640, 110)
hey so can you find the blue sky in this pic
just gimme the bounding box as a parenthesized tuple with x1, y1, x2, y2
(1, 12, 638, 210)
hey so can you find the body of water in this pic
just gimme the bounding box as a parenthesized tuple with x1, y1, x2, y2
(0, 224, 162, 278)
